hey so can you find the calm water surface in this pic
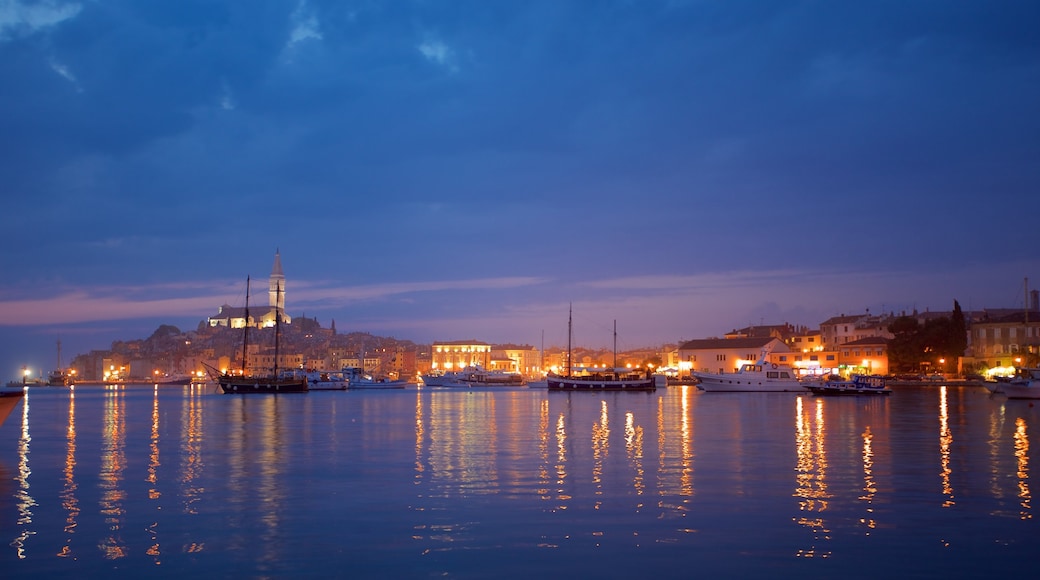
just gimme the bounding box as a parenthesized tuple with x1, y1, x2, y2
(1, 383, 1037, 578)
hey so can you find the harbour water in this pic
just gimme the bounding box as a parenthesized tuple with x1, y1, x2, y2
(1, 383, 1038, 578)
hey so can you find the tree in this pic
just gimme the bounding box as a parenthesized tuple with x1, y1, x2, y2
(887, 315, 923, 373)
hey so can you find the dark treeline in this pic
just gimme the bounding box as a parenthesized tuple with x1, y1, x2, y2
(887, 300, 968, 374)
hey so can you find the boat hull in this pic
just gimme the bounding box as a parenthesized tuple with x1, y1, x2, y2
(546, 374, 659, 391)
(1000, 382, 1040, 399)
(218, 377, 308, 394)
(694, 375, 805, 392)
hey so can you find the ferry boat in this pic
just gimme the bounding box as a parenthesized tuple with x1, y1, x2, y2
(693, 353, 804, 393)
(806, 374, 891, 396)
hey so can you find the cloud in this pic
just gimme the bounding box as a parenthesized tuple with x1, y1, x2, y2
(0, 0, 81, 41)
(287, 0, 322, 48)
(0, 276, 550, 326)
(417, 39, 457, 71)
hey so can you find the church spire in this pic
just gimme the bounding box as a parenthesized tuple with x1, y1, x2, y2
(269, 249, 286, 314)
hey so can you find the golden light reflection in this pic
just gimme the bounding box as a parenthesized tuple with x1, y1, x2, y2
(13, 393, 34, 559)
(415, 390, 425, 484)
(556, 412, 569, 506)
(591, 400, 610, 503)
(1014, 417, 1031, 519)
(625, 411, 645, 498)
(538, 399, 550, 498)
(681, 385, 693, 497)
(794, 396, 831, 558)
(99, 385, 127, 559)
(988, 402, 1007, 500)
(147, 387, 162, 563)
(180, 384, 204, 516)
(939, 386, 954, 507)
(859, 426, 876, 532)
(58, 390, 79, 558)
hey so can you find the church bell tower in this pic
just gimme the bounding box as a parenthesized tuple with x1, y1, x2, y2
(269, 249, 286, 313)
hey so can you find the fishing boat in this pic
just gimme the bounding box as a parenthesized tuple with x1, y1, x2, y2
(545, 306, 658, 392)
(213, 277, 307, 394)
(806, 374, 891, 396)
(693, 349, 804, 393)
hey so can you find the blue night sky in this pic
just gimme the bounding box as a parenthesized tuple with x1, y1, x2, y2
(1, 1, 1038, 377)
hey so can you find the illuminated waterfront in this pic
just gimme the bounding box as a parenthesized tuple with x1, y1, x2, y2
(1, 384, 1038, 578)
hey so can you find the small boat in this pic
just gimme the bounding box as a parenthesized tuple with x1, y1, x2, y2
(213, 277, 307, 394)
(990, 367, 1040, 399)
(545, 306, 658, 392)
(47, 339, 73, 386)
(345, 368, 408, 390)
(693, 351, 804, 393)
(288, 370, 348, 391)
(807, 374, 891, 396)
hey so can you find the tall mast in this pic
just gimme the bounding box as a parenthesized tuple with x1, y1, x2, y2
(613, 320, 617, 376)
(242, 276, 250, 375)
(56, 338, 63, 370)
(274, 281, 282, 378)
(567, 303, 572, 378)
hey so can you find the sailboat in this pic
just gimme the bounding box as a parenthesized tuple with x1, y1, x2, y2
(546, 305, 658, 391)
(215, 277, 308, 394)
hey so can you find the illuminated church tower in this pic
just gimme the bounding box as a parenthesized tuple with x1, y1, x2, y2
(269, 249, 286, 312)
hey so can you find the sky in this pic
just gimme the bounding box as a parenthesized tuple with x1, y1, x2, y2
(1, 0, 1038, 378)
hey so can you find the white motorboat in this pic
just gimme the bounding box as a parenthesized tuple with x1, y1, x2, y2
(991, 367, 1040, 399)
(693, 356, 805, 393)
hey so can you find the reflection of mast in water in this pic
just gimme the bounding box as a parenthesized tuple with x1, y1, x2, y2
(859, 426, 877, 532)
(99, 385, 127, 559)
(625, 411, 645, 498)
(1014, 417, 1032, 519)
(12, 395, 33, 559)
(793, 396, 831, 559)
(939, 386, 955, 507)
(57, 390, 79, 558)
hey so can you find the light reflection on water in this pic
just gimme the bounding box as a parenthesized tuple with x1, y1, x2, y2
(1, 384, 1039, 577)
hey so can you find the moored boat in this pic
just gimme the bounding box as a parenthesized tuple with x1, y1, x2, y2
(421, 366, 525, 388)
(291, 369, 348, 391)
(213, 277, 307, 394)
(346, 367, 408, 389)
(693, 353, 804, 393)
(807, 374, 891, 396)
(0, 382, 26, 427)
(991, 367, 1040, 399)
(544, 306, 657, 392)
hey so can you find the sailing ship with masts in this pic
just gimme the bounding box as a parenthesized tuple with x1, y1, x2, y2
(546, 305, 659, 391)
(209, 276, 308, 394)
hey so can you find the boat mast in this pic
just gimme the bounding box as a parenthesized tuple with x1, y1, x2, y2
(274, 281, 282, 378)
(242, 276, 250, 375)
(567, 304, 572, 378)
(613, 320, 617, 378)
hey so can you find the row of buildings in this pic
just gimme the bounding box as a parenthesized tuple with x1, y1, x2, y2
(73, 253, 1040, 381)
